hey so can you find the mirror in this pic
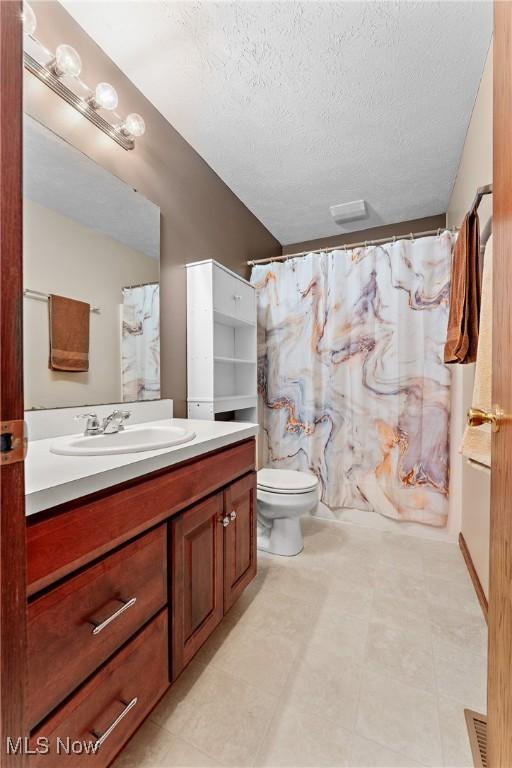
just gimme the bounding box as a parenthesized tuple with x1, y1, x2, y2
(23, 116, 160, 410)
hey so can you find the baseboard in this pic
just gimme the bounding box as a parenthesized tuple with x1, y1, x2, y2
(459, 533, 488, 623)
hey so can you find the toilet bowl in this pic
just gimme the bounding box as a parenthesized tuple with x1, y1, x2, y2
(256, 468, 319, 556)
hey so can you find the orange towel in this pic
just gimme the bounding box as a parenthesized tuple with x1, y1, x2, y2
(48, 294, 90, 372)
(444, 211, 481, 364)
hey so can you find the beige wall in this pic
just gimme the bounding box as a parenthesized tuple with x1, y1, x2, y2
(24, 1, 281, 416)
(281, 214, 447, 255)
(446, 41, 493, 595)
(23, 198, 159, 409)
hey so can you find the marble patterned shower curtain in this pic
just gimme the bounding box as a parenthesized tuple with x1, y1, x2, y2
(122, 283, 160, 401)
(251, 233, 452, 527)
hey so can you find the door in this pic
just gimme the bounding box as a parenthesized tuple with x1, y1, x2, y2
(171, 494, 224, 680)
(489, 4, 512, 765)
(223, 473, 257, 613)
(0, 2, 27, 765)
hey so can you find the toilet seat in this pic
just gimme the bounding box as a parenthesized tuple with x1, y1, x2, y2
(257, 468, 318, 495)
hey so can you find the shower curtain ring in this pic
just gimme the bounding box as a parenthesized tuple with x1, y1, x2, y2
(410, 232, 415, 242)
(392, 235, 396, 243)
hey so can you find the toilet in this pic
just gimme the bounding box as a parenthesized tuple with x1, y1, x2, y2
(256, 468, 319, 557)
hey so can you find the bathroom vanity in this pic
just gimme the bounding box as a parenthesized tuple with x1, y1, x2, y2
(24, 414, 257, 766)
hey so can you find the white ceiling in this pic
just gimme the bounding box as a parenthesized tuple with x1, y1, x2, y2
(24, 115, 160, 259)
(61, 1, 492, 245)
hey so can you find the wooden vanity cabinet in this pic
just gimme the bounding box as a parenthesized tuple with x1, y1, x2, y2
(223, 472, 257, 612)
(26, 438, 257, 766)
(171, 493, 225, 678)
(171, 471, 256, 680)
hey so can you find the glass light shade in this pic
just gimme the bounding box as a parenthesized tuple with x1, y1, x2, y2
(123, 113, 146, 138)
(22, 1, 37, 35)
(94, 82, 118, 111)
(55, 44, 82, 77)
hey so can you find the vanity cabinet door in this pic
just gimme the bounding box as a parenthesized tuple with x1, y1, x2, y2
(171, 493, 224, 680)
(223, 472, 257, 613)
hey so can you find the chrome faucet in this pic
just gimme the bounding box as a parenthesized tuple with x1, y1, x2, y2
(75, 410, 131, 436)
(102, 409, 131, 434)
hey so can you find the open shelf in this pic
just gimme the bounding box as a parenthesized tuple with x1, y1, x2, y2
(214, 395, 257, 414)
(214, 356, 256, 365)
(213, 309, 256, 329)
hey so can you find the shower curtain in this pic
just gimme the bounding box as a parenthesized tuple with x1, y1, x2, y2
(251, 233, 452, 527)
(122, 283, 160, 401)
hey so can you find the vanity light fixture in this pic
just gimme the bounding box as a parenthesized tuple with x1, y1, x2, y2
(51, 44, 82, 78)
(121, 113, 146, 138)
(89, 82, 119, 111)
(21, 2, 145, 150)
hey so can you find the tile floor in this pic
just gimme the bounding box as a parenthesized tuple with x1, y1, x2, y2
(114, 517, 487, 768)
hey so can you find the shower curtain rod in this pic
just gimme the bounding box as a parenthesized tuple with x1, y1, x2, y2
(247, 226, 458, 267)
(122, 281, 159, 291)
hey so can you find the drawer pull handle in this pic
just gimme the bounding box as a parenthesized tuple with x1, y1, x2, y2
(230, 510, 237, 521)
(91, 696, 138, 748)
(90, 597, 137, 635)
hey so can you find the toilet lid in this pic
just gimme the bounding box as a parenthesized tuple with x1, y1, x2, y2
(257, 468, 318, 494)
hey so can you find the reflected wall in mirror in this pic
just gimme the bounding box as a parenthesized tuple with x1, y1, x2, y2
(23, 116, 161, 410)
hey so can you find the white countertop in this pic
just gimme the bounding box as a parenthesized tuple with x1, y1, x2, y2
(25, 418, 258, 517)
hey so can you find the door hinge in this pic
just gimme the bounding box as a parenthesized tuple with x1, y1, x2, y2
(0, 420, 27, 465)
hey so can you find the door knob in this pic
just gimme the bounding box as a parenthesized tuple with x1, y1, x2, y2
(220, 515, 230, 527)
(467, 406, 504, 433)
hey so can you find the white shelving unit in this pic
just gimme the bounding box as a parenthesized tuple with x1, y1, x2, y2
(186, 259, 257, 422)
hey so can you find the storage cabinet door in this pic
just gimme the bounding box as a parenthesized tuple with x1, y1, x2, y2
(171, 493, 224, 679)
(223, 473, 257, 613)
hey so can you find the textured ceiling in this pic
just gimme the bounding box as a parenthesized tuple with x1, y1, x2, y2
(61, 1, 492, 245)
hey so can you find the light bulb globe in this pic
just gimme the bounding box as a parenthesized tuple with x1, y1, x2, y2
(123, 113, 145, 138)
(55, 44, 82, 77)
(95, 82, 118, 111)
(22, 1, 37, 35)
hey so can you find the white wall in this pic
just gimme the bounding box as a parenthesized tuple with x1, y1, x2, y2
(23, 198, 159, 409)
(446, 41, 493, 596)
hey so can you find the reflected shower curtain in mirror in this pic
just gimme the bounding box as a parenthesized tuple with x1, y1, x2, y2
(122, 283, 160, 401)
(251, 233, 452, 526)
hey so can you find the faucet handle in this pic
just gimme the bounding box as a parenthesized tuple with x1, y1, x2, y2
(74, 412, 98, 422)
(74, 413, 101, 435)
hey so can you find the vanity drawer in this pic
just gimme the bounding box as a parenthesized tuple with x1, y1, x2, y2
(213, 264, 255, 324)
(29, 610, 169, 767)
(28, 525, 167, 728)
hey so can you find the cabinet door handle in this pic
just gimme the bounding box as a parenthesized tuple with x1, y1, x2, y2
(90, 697, 138, 748)
(89, 597, 137, 635)
(230, 510, 237, 521)
(219, 515, 230, 527)
(233, 294, 241, 301)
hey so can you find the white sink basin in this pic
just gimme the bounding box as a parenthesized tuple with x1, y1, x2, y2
(50, 424, 196, 456)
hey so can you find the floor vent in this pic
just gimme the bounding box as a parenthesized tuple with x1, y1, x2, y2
(465, 709, 487, 768)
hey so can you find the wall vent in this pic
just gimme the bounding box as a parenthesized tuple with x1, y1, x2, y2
(464, 709, 487, 768)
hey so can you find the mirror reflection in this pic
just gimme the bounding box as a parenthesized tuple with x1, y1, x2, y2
(23, 116, 161, 410)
